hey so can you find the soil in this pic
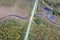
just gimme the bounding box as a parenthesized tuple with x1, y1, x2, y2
(0, 6, 30, 17)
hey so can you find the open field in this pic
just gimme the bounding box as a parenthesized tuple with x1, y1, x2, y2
(0, 0, 60, 40)
(0, 0, 33, 18)
(0, 0, 33, 40)
(0, 18, 29, 40)
(28, 16, 60, 40)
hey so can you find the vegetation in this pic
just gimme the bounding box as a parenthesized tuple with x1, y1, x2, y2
(44, 0, 60, 7)
(28, 16, 60, 40)
(0, 19, 28, 40)
(33, 16, 46, 25)
(52, 10, 60, 16)
(0, 0, 16, 7)
(0, 0, 60, 40)
(41, 0, 60, 16)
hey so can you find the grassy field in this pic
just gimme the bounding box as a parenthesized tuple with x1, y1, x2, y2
(28, 16, 60, 40)
(0, 0, 36, 40)
(0, 18, 28, 40)
(0, 15, 60, 40)
(0, 0, 16, 7)
(0, 0, 60, 40)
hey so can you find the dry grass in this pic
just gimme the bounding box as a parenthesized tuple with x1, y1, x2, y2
(28, 17, 60, 40)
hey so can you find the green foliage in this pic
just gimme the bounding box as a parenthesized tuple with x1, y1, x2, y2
(33, 16, 46, 25)
(34, 17, 42, 25)
(44, 0, 60, 6)
(52, 10, 60, 16)
(0, 19, 28, 40)
(20, 21, 29, 40)
(29, 23, 57, 40)
(28, 16, 60, 40)
(41, 0, 60, 16)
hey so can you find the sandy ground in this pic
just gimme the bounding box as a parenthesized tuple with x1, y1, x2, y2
(0, 6, 30, 18)
(0, 0, 33, 18)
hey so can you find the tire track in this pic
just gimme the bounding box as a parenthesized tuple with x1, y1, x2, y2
(0, 7, 60, 26)
(0, 14, 29, 20)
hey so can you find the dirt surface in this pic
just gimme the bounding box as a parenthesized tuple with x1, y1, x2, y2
(0, 6, 30, 18)
(0, 0, 32, 18)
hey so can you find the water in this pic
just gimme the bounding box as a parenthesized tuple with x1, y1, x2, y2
(40, 6, 56, 24)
